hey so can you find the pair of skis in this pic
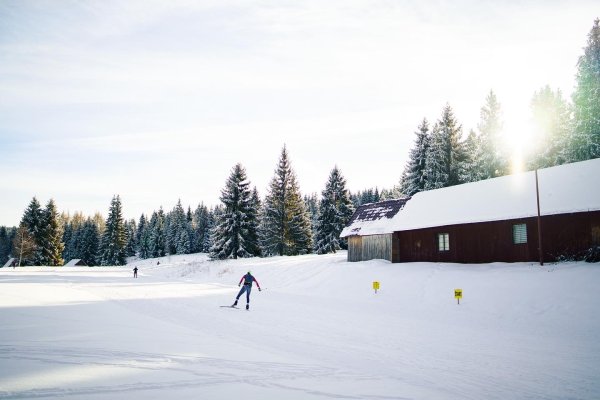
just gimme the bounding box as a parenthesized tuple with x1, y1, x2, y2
(220, 305, 249, 310)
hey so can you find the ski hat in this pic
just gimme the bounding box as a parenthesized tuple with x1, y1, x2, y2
(247, 270, 252, 274)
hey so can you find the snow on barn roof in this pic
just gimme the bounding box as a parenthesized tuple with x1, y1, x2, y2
(341, 158, 600, 237)
(340, 198, 409, 237)
(2, 258, 16, 268)
(64, 259, 86, 267)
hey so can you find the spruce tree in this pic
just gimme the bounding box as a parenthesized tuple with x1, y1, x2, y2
(246, 187, 262, 257)
(457, 129, 485, 183)
(100, 195, 127, 266)
(423, 105, 464, 190)
(477, 90, 507, 178)
(20, 197, 44, 265)
(41, 199, 64, 266)
(210, 164, 259, 259)
(150, 208, 166, 257)
(314, 166, 355, 254)
(261, 146, 312, 256)
(192, 204, 210, 253)
(402, 118, 431, 196)
(571, 18, 600, 161)
(529, 86, 573, 169)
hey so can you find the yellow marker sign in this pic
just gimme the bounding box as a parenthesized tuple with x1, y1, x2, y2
(455, 289, 462, 304)
(373, 281, 380, 293)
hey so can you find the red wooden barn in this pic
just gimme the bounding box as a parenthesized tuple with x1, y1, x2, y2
(341, 158, 600, 263)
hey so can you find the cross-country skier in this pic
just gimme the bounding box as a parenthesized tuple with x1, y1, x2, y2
(133, 267, 138, 278)
(233, 271, 261, 310)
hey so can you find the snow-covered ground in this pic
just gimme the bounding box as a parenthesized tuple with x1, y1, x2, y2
(1, 252, 599, 399)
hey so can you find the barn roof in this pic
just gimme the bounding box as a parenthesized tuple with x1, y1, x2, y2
(340, 198, 409, 237)
(341, 157, 600, 237)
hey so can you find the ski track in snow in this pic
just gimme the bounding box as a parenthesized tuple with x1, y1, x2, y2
(0, 345, 397, 400)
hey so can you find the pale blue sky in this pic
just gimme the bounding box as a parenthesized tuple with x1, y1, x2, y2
(0, 0, 597, 226)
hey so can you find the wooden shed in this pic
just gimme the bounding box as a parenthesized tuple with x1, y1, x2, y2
(340, 199, 408, 262)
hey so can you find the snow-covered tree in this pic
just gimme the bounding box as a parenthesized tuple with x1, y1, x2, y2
(149, 208, 166, 258)
(529, 86, 573, 169)
(477, 90, 507, 178)
(314, 166, 355, 254)
(20, 197, 44, 265)
(571, 18, 600, 161)
(167, 200, 191, 255)
(192, 203, 210, 253)
(457, 129, 485, 183)
(423, 105, 464, 190)
(41, 199, 64, 266)
(100, 195, 126, 266)
(210, 164, 260, 259)
(402, 118, 431, 196)
(261, 146, 313, 256)
(124, 219, 137, 257)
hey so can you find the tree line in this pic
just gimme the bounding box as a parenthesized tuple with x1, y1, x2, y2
(2, 145, 356, 266)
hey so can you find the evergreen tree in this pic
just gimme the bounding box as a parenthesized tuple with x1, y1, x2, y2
(150, 208, 167, 257)
(304, 193, 319, 241)
(192, 203, 210, 253)
(169, 200, 191, 254)
(402, 118, 431, 196)
(246, 187, 262, 257)
(41, 199, 64, 266)
(457, 129, 485, 183)
(423, 105, 464, 190)
(477, 90, 507, 178)
(314, 166, 355, 254)
(571, 18, 600, 161)
(529, 86, 573, 169)
(136, 214, 148, 257)
(204, 206, 222, 253)
(124, 219, 137, 257)
(20, 197, 44, 265)
(71, 219, 100, 266)
(261, 146, 313, 256)
(210, 164, 259, 259)
(0, 226, 17, 264)
(100, 195, 127, 266)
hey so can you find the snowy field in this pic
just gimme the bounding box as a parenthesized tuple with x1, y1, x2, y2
(1, 252, 599, 400)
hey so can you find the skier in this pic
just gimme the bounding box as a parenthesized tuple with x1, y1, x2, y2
(133, 267, 138, 278)
(233, 271, 261, 310)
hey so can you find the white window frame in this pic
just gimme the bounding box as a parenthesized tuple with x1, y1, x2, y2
(513, 223, 528, 244)
(437, 233, 450, 252)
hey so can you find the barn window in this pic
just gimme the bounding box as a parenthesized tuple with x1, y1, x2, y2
(513, 224, 527, 244)
(437, 233, 449, 251)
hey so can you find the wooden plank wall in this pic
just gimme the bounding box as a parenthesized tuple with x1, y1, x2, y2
(362, 234, 392, 262)
(348, 236, 363, 262)
(347, 234, 393, 262)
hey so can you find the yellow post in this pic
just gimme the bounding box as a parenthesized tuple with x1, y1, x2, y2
(454, 289, 463, 305)
(373, 281, 380, 294)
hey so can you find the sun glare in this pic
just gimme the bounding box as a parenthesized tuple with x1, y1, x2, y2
(501, 108, 536, 174)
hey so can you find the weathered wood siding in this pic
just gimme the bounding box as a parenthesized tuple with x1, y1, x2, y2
(347, 236, 363, 262)
(347, 234, 392, 262)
